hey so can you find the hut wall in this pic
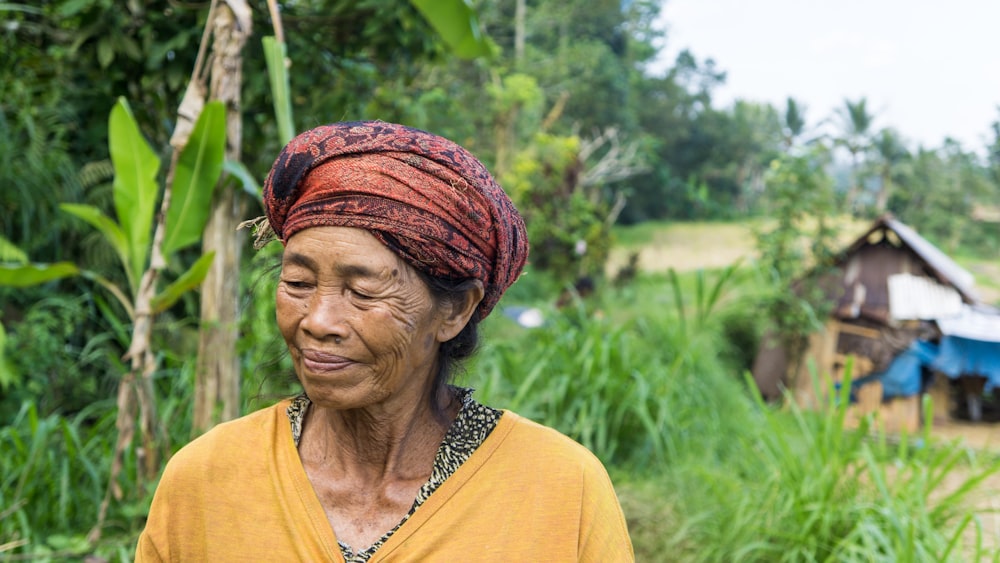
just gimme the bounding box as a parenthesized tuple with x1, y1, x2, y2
(835, 243, 914, 324)
(794, 319, 924, 433)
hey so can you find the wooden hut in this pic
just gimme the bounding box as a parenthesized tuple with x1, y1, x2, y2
(751, 215, 996, 432)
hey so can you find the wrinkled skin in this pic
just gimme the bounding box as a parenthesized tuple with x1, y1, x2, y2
(277, 226, 449, 413)
(275, 225, 482, 551)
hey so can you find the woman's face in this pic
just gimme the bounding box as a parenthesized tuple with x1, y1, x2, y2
(276, 226, 450, 411)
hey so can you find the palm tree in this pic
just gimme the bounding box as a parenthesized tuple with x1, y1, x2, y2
(871, 128, 910, 213)
(833, 98, 876, 212)
(781, 97, 807, 150)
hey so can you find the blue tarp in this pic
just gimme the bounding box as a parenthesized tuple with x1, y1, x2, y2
(876, 340, 939, 397)
(862, 337, 1000, 399)
(930, 335, 1000, 391)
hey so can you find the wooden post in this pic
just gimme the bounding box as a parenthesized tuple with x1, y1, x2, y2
(792, 319, 841, 410)
(926, 372, 953, 425)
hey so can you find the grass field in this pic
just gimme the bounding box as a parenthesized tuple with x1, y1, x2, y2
(609, 218, 1000, 306)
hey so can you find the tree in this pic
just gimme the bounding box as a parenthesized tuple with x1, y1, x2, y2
(870, 128, 910, 214)
(620, 49, 728, 222)
(781, 97, 807, 150)
(502, 132, 613, 285)
(988, 107, 1000, 185)
(832, 98, 876, 212)
(890, 142, 993, 251)
(755, 146, 838, 368)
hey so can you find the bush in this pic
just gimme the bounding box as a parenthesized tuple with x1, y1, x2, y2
(1, 290, 124, 420)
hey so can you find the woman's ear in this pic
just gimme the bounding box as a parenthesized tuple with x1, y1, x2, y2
(437, 280, 485, 342)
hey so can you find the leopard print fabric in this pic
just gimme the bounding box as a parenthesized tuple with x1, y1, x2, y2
(286, 387, 501, 562)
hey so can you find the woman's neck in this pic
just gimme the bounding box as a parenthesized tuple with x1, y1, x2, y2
(299, 387, 459, 484)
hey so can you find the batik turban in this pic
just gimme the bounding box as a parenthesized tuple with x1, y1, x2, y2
(262, 120, 529, 321)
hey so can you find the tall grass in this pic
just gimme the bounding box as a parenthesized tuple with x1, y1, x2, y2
(644, 374, 1000, 562)
(0, 361, 199, 561)
(471, 295, 749, 469)
(0, 400, 129, 560)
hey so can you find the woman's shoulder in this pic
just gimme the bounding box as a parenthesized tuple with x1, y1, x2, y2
(491, 410, 608, 475)
(163, 400, 292, 477)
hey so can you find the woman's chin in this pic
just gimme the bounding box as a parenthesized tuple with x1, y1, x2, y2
(298, 376, 387, 411)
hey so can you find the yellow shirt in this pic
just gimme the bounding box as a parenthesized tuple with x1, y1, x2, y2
(136, 401, 634, 562)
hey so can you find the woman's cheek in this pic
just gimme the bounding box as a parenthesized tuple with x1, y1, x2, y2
(274, 290, 302, 340)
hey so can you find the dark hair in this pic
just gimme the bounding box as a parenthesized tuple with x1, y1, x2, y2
(416, 271, 483, 418)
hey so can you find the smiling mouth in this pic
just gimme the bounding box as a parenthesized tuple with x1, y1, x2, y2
(300, 349, 354, 372)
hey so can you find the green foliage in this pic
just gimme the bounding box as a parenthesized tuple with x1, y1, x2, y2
(262, 36, 295, 146)
(150, 251, 216, 314)
(238, 243, 297, 410)
(782, 97, 807, 148)
(59, 203, 131, 279)
(0, 400, 120, 556)
(0, 357, 200, 561)
(619, 373, 1000, 561)
(162, 101, 226, 257)
(889, 143, 998, 253)
(108, 98, 160, 292)
(0, 234, 28, 263)
(755, 149, 839, 347)
(0, 262, 80, 287)
(0, 322, 16, 391)
(502, 133, 613, 284)
(56, 98, 225, 316)
(667, 262, 740, 333)
(671, 371, 1000, 562)
(486, 72, 544, 118)
(0, 83, 86, 261)
(473, 266, 746, 468)
(1, 293, 122, 417)
(410, 0, 494, 59)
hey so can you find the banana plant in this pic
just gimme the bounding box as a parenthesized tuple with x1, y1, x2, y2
(97, 96, 225, 497)
(0, 98, 223, 313)
(59, 97, 224, 313)
(1, 97, 226, 505)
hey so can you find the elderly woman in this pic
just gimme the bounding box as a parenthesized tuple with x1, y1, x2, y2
(136, 121, 633, 562)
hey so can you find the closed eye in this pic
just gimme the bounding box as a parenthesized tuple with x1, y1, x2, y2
(350, 288, 374, 300)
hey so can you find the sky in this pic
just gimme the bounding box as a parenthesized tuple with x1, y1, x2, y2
(653, 0, 1000, 153)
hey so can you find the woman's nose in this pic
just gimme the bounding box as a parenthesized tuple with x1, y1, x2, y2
(300, 290, 349, 342)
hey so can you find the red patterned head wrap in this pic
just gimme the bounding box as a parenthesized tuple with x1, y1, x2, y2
(262, 121, 528, 321)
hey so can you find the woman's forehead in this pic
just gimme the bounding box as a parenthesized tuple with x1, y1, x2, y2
(283, 226, 411, 278)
